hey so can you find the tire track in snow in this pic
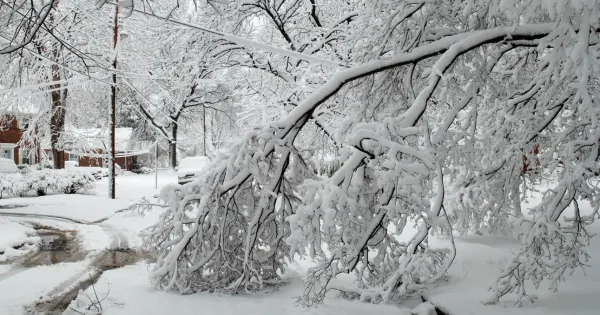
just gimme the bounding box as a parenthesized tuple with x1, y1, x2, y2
(0, 205, 133, 225)
(17, 222, 149, 314)
(1, 204, 151, 313)
(0, 266, 28, 283)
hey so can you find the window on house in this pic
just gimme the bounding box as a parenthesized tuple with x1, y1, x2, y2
(69, 152, 78, 161)
(21, 148, 30, 165)
(0, 144, 15, 160)
(20, 118, 30, 130)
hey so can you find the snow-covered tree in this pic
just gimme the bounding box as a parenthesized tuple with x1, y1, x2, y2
(1, 0, 126, 167)
(139, 0, 600, 307)
(3, 0, 599, 309)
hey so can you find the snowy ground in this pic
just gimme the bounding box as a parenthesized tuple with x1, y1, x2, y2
(0, 218, 39, 262)
(1, 172, 599, 315)
(0, 171, 175, 222)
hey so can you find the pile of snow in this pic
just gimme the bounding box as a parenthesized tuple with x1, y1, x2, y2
(136, 166, 153, 174)
(0, 169, 96, 198)
(64, 161, 79, 169)
(0, 157, 18, 174)
(0, 218, 39, 262)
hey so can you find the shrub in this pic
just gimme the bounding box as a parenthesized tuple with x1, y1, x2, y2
(0, 169, 96, 198)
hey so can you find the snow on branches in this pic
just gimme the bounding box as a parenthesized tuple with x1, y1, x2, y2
(139, 0, 599, 308)
(141, 126, 314, 293)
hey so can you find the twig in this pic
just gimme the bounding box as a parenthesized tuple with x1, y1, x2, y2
(68, 306, 85, 315)
(89, 272, 103, 312)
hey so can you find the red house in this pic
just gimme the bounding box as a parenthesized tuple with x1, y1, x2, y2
(0, 114, 41, 165)
(2, 115, 149, 171)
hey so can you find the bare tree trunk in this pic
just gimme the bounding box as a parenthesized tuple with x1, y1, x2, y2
(50, 66, 65, 169)
(49, 0, 65, 169)
(170, 123, 178, 169)
(35, 125, 42, 164)
(109, 1, 119, 199)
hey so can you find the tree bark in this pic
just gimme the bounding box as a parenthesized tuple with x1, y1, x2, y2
(109, 0, 119, 199)
(170, 123, 178, 169)
(49, 0, 65, 169)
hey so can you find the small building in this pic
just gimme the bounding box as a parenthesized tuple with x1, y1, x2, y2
(1, 114, 151, 171)
(0, 114, 41, 165)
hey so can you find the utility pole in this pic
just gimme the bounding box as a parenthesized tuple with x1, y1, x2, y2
(155, 141, 158, 189)
(109, 1, 119, 199)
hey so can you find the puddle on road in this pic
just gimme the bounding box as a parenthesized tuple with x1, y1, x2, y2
(20, 226, 85, 267)
(21, 226, 154, 314)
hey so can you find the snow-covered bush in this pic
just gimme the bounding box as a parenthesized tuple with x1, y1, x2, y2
(0, 169, 96, 198)
(62, 170, 97, 194)
(0, 174, 25, 198)
(137, 167, 153, 174)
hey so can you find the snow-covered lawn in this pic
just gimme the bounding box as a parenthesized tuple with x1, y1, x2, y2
(64, 263, 411, 315)
(1, 173, 599, 315)
(64, 222, 600, 315)
(64, 190, 600, 315)
(430, 231, 600, 315)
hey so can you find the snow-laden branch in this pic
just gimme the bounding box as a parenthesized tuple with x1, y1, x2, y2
(275, 23, 555, 136)
(0, 0, 55, 54)
(137, 0, 600, 308)
(101, 1, 345, 67)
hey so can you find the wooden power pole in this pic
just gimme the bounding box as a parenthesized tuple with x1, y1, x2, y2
(109, 1, 119, 199)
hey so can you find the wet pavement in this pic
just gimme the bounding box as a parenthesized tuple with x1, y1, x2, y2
(20, 227, 85, 267)
(28, 249, 153, 315)
(0, 224, 153, 314)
